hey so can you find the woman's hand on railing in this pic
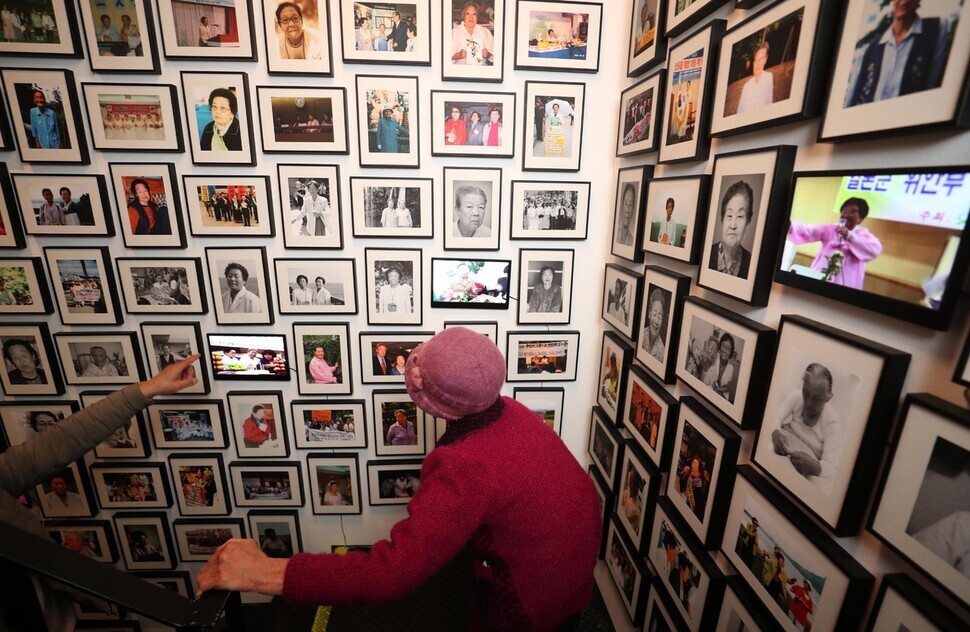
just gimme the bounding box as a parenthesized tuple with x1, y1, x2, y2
(197, 539, 288, 596)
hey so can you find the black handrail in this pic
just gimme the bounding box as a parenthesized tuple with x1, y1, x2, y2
(0, 521, 241, 630)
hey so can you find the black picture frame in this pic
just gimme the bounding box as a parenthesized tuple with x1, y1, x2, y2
(247, 509, 304, 558)
(508, 179, 591, 241)
(307, 452, 363, 514)
(80, 83, 183, 152)
(956, 327, 970, 387)
(615, 440, 661, 554)
(262, 0, 334, 77)
(205, 246, 275, 326)
(674, 296, 777, 430)
(752, 314, 910, 536)
(228, 461, 305, 508)
(710, 0, 839, 138)
(512, 1, 604, 74)
(715, 575, 786, 632)
(12, 172, 115, 237)
(610, 165, 653, 263)
(0, 400, 79, 448)
(53, 330, 145, 386)
(666, 0, 729, 38)
(77, 0, 162, 73)
(168, 453, 232, 517)
(869, 393, 970, 608)
(601, 263, 643, 341)
(113, 511, 177, 570)
(227, 390, 289, 459)
(517, 248, 573, 325)
(147, 399, 229, 451)
(0, 322, 65, 396)
(358, 331, 434, 385)
(616, 69, 664, 156)
(0, 257, 53, 314)
(775, 166, 970, 330)
(293, 321, 353, 396)
(366, 457, 424, 506)
(621, 364, 678, 471)
(819, 0, 970, 143)
(441, 0, 506, 82)
(866, 573, 969, 632)
(89, 461, 174, 510)
(657, 19, 725, 165)
(172, 517, 246, 562)
(81, 390, 152, 459)
(588, 406, 624, 488)
(115, 257, 207, 315)
(155, 0, 258, 61)
(354, 74, 421, 169)
(180, 71, 257, 167)
(372, 389, 428, 458)
(588, 465, 611, 559)
(350, 175, 433, 240)
(626, 0, 667, 77)
(723, 464, 875, 631)
(636, 265, 690, 384)
(665, 396, 740, 549)
(697, 145, 797, 306)
(108, 162, 186, 249)
(134, 570, 196, 599)
(604, 514, 650, 626)
(43, 246, 124, 326)
(521, 80, 587, 172)
(0, 163, 26, 248)
(597, 330, 634, 427)
(504, 330, 581, 382)
(430, 89, 516, 158)
(0, 89, 14, 152)
(513, 386, 566, 435)
(45, 519, 119, 564)
(36, 460, 96, 519)
(255, 86, 350, 155)
(277, 163, 344, 249)
(642, 174, 712, 266)
(139, 321, 210, 396)
(0, 0, 84, 58)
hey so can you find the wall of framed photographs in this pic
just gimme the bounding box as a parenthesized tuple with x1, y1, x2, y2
(0, 0, 968, 629)
(598, 0, 970, 631)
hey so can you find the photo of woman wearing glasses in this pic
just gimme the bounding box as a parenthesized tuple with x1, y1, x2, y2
(201, 87, 242, 152)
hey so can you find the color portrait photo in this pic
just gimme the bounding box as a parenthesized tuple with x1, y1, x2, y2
(447, 0, 499, 76)
(12, 80, 72, 150)
(531, 93, 576, 159)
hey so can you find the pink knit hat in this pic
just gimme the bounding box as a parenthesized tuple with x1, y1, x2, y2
(405, 327, 506, 420)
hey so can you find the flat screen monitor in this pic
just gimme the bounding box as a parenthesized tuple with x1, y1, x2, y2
(206, 333, 290, 380)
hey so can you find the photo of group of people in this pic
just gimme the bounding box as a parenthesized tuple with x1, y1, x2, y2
(282, 269, 345, 307)
(184, 526, 235, 556)
(519, 189, 578, 231)
(102, 472, 158, 503)
(301, 407, 357, 443)
(627, 379, 663, 453)
(441, 99, 504, 147)
(314, 463, 355, 506)
(128, 265, 194, 307)
(241, 471, 292, 501)
(270, 96, 335, 143)
(98, 95, 164, 140)
(531, 94, 576, 158)
(193, 184, 260, 229)
(684, 315, 744, 405)
(606, 525, 639, 605)
(620, 84, 655, 148)
(360, 184, 421, 229)
(524, 8, 589, 60)
(21, 181, 97, 228)
(351, 2, 418, 53)
(175, 463, 219, 508)
(209, 341, 288, 377)
(377, 468, 421, 499)
(0, 0, 59, 44)
(673, 421, 715, 522)
(653, 517, 703, 621)
(515, 339, 569, 375)
(158, 408, 215, 443)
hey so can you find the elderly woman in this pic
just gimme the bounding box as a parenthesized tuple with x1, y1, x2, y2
(450, 1, 493, 65)
(308, 346, 339, 384)
(291, 274, 313, 305)
(388, 354, 407, 376)
(527, 265, 562, 313)
(642, 288, 667, 362)
(201, 87, 242, 151)
(3, 338, 47, 385)
(127, 179, 171, 236)
(291, 180, 331, 236)
(708, 181, 754, 278)
(378, 267, 411, 314)
(703, 333, 736, 401)
(466, 110, 485, 145)
(274, 1, 324, 60)
(614, 183, 637, 247)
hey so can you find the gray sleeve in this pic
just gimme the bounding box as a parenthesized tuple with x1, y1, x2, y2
(0, 384, 151, 497)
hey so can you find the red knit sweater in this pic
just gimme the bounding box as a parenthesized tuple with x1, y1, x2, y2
(283, 397, 602, 631)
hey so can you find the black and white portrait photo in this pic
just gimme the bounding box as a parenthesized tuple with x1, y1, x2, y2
(517, 249, 573, 324)
(365, 248, 422, 325)
(206, 247, 272, 325)
(684, 315, 745, 405)
(640, 283, 671, 365)
(274, 258, 357, 315)
(706, 174, 765, 281)
(0, 325, 63, 396)
(444, 167, 501, 250)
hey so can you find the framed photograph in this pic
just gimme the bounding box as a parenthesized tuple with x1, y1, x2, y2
(615, 443, 661, 554)
(627, 0, 667, 76)
(643, 582, 682, 632)
(956, 329, 970, 387)
(657, 20, 726, 165)
(698, 146, 797, 306)
(227, 391, 288, 458)
(373, 389, 427, 457)
(616, 70, 664, 156)
(518, 249, 574, 325)
(37, 462, 94, 518)
(78, 0, 160, 72)
(590, 465, 612, 557)
(752, 315, 910, 535)
(0, 324, 63, 396)
(621, 365, 678, 471)
(293, 322, 352, 395)
(610, 165, 652, 263)
(359, 332, 433, 384)
(256, 86, 348, 154)
(247, 510, 302, 559)
(205, 246, 274, 325)
(206, 333, 290, 381)
(44, 247, 123, 325)
(155, 0, 256, 60)
(648, 497, 726, 631)
(597, 331, 633, 426)
(12, 173, 113, 236)
(338, 0, 430, 64)
(665, 0, 727, 38)
(274, 258, 357, 315)
(637, 266, 690, 384)
(0, 400, 79, 448)
(675, 297, 776, 429)
(505, 330, 580, 382)
(513, 387, 565, 435)
(522, 81, 586, 172)
(869, 394, 970, 607)
(509, 179, 590, 240)
(723, 465, 875, 631)
(0, 0, 82, 57)
(776, 166, 970, 331)
(367, 458, 423, 505)
(183, 175, 272, 238)
(430, 90, 515, 157)
(262, 0, 333, 75)
(108, 163, 185, 248)
(642, 175, 711, 264)
(604, 516, 649, 626)
(588, 407, 623, 488)
(81, 83, 181, 151)
(350, 176, 433, 238)
(307, 453, 362, 514)
(601, 263, 642, 340)
(114, 512, 177, 570)
(714, 577, 784, 632)
(0, 164, 26, 249)
(140, 322, 208, 395)
(180, 71, 256, 166)
(444, 320, 498, 343)
(292, 399, 366, 450)
(666, 396, 740, 548)
(115, 258, 206, 315)
(513, 1, 602, 72)
(278, 164, 343, 248)
(148, 400, 228, 450)
(54, 331, 143, 386)
(0, 259, 52, 314)
(1, 68, 89, 164)
(355, 74, 419, 168)
(228, 461, 304, 508)
(365, 247, 422, 326)
(820, 0, 970, 142)
(443, 166, 501, 250)
(442, 0, 505, 81)
(81, 391, 152, 459)
(46, 521, 117, 563)
(90, 462, 173, 510)
(173, 518, 245, 562)
(168, 454, 231, 516)
(866, 573, 968, 632)
(134, 570, 195, 599)
(710, 0, 837, 138)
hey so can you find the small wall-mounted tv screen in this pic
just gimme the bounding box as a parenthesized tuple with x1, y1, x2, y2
(206, 333, 290, 380)
(776, 168, 970, 330)
(431, 258, 512, 309)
